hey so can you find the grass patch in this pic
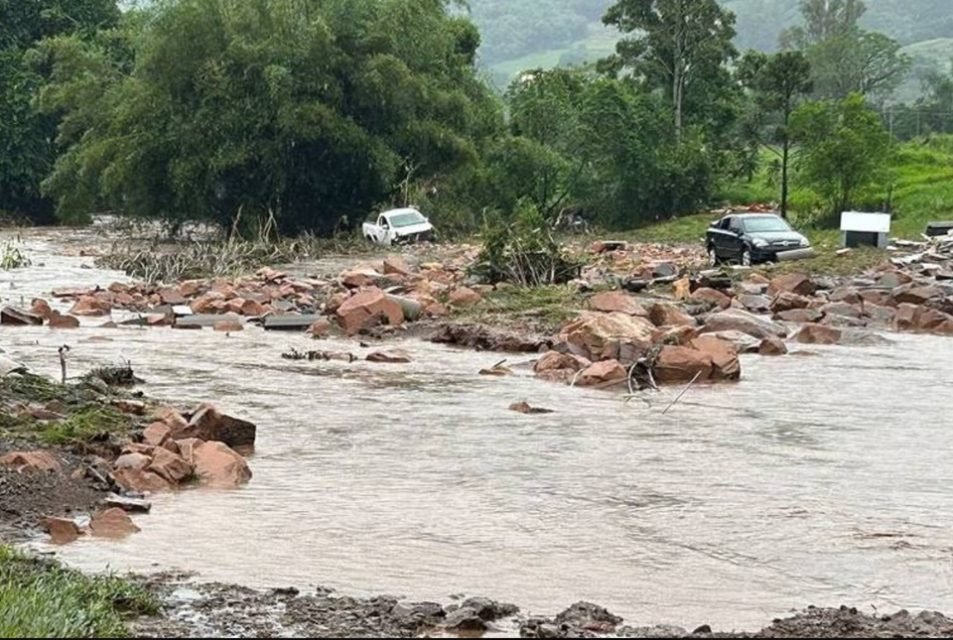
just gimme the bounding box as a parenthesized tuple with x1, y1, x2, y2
(0, 545, 157, 638)
(460, 284, 586, 333)
(39, 406, 130, 446)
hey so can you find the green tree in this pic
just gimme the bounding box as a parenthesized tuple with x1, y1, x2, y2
(780, 0, 866, 49)
(39, 0, 502, 235)
(738, 50, 813, 217)
(0, 0, 120, 221)
(790, 93, 891, 222)
(601, 0, 737, 140)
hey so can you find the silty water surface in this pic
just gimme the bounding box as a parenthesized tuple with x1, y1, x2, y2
(3, 227, 953, 630)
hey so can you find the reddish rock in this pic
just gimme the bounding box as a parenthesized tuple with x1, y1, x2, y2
(192, 441, 252, 489)
(181, 404, 256, 450)
(213, 319, 244, 332)
(121, 442, 155, 456)
(509, 401, 555, 414)
(758, 336, 788, 356)
(366, 351, 412, 363)
(89, 507, 140, 538)
(588, 291, 648, 316)
(892, 283, 942, 305)
(768, 273, 816, 296)
(153, 407, 189, 433)
(307, 319, 332, 338)
(821, 301, 863, 318)
(42, 516, 83, 544)
(448, 287, 482, 307)
(654, 346, 713, 384)
(863, 304, 896, 325)
(158, 287, 187, 305)
(143, 422, 172, 447)
(336, 287, 405, 335)
(829, 287, 862, 305)
(30, 298, 53, 320)
(241, 299, 268, 316)
(916, 308, 953, 331)
(859, 289, 892, 306)
(648, 303, 696, 328)
(770, 292, 811, 313)
(656, 324, 699, 346)
(747, 273, 771, 285)
(795, 323, 842, 345)
(113, 467, 172, 493)
(175, 437, 204, 465)
(325, 292, 349, 314)
(559, 313, 656, 362)
(341, 270, 380, 288)
(690, 336, 740, 380)
(877, 270, 913, 288)
(893, 303, 920, 331)
(1, 306, 44, 325)
(424, 302, 449, 318)
(690, 287, 731, 310)
(179, 280, 203, 297)
(700, 309, 787, 340)
(69, 295, 111, 316)
(148, 447, 193, 484)
(534, 351, 590, 373)
(48, 311, 80, 329)
(383, 257, 413, 276)
(576, 359, 627, 387)
(0, 450, 61, 473)
(225, 298, 247, 315)
(775, 308, 823, 323)
(190, 292, 226, 314)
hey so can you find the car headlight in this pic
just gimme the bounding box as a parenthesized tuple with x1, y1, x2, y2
(798, 237, 809, 247)
(752, 238, 768, 248)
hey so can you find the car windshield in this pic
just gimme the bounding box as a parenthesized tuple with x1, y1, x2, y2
(388, 211, 427, 228)
(743, 216, 792, 233)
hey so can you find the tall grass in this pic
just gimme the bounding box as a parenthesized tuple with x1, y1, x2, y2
(0, 546, 157, 638)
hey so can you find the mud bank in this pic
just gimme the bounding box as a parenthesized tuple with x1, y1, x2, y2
(128, 575, 953, 638)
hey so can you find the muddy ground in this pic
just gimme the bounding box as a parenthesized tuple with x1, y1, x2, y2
(126, 574, 953, 638)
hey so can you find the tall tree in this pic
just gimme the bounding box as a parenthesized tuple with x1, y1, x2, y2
(601, 0, 737, 140)
(738, 50, 813, 218)
(780, 0, 866, 48)
(790, 92, 891, 222)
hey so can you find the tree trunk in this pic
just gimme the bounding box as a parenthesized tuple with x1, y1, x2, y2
(780, 139, 789, 219)
(673, 65, 683, 142)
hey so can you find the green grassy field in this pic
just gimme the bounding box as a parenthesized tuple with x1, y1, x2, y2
(0, 546, 156, 638)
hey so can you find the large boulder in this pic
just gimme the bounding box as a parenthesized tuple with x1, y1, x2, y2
(703, 330, 761, 353)
(69, 295, 112, 316)
(737, 294, 772, 314)
(690, 287, 731, 310)
(690, 336, 741, 380)
(179, 404, 256, 450)
(768, 273, 816, 296)
(89, 507, 140, 538)
(558, 312, 656, 362)
(653, 346, 713, 384)
(700, 308, 787, 340)
(891, 283, 942, 306)
(448, 287, 482, 307)
(587, 291, 648, 316)
(336, 287, 405, 335)
(0, 450, 61, 473)
(648, 303, 696, 328)
(41, 516, 84, 545)
(534, 351, 590, 374)
(576, 359, 627, 387)
(759, 336, 788, 355)
(775, 308, 823, 324)
(148, 447, 193, 484)
(113, 467, 172, 494)
(795, 323, 842, 344)
(192, 441, 252, 489)
(770, 292, 811, 314)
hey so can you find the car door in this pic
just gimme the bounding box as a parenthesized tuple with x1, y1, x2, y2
(378, 215, 393, 244)
(710, 216, 734, 259)
(726, 217, 745, 259)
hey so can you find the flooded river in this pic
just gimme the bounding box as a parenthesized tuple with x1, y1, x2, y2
(4, 227, 953, 630)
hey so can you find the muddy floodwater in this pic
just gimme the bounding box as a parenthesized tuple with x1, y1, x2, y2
(5, 227, 953, 630)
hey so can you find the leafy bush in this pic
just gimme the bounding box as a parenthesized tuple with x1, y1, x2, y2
(472, 199, 580, 285)
(0, 241, 31, 269)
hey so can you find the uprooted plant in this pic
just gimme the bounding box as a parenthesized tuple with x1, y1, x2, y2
(471, 200, 581, 286)
(0, 240, 31, 270)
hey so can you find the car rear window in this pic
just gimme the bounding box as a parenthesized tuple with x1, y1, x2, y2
(742, 216, 791, 233)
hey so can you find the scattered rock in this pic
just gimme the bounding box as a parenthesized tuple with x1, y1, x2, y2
(30, 298, 53, 319)
(690, 287, 731, 309)
(102, 493, 152, 513)
(576, 359, 627, 387)
(89, 507, 140, 538)
(559, 313, 656, 362)
(149, 447, 193, 484)
(443, 607, 487, 632)
(113, 467, 173, 494)
(509, 401, 555, 414)
(448, 286, 482, 307)
(768, 273, 816, 296)
(892, 283, 941, 305)
(587, 291, 647, 316)
(114, 452, 152, 471)
(69, 295, 112, 316)
(192, 441, 252, 489)
(700, 308, 787, 340)
(366, 351, 412, 363)
(431, 323, 548, 353)
(48, 310, 80, 328)
(770, 291, 811, 313)
(143, 422, 172, 447)
(648, 302, 697, 328)
(795, 323, 843, 345)
(41, 516, 84, 544)
(336, 287, 405, 335)
(307, 319, 332, 338)
(758, 336, 788, 355)
(0, 450, 62, 473)
(1, 306, 43, 326)
(737, 294, 771, 314)
(654, 346, 713, 384)
(775, 308, 823, 323)
(555, 601, 622, 634)
(180, 405, 257, 450)
(690, 335, 741, 380)
(460, 597, 519, 621)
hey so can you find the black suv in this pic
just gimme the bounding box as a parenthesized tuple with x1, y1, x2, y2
(706, 213, 814, 266)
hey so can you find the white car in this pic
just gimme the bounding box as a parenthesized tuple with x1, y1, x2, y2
(362, 208, 435, 246)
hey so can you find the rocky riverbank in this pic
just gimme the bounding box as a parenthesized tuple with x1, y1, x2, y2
(126, 574, 953, 638)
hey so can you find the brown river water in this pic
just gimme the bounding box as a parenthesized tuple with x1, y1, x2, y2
(4, 226, 953, 630)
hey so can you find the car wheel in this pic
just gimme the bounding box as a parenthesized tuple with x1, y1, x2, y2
(741, 248, 752, 267)
(707, 245, 719, 266)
